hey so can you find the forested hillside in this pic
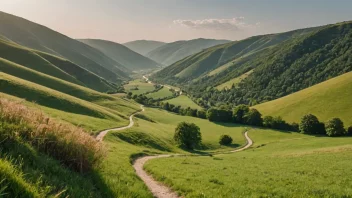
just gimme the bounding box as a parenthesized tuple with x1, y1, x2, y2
(79, 39, 161, 71)
(0, 11, 130, 83)
(151, 21, 352, 107)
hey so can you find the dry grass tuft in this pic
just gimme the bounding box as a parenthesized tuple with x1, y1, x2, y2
(0, 98, 105, 173)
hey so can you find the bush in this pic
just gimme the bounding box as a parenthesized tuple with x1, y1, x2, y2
(206, 108, 232, 122)
(348, 126, 352, 136)
(299, 114, 323, 134)
(174, 122, 201, 149)
(243, 109, 263, 126)
(290, 122, 300, 132)
(196, 110, 207, 119)
(0, 99, 104, 173)
(219, 135, 233, 145)
(325, 118, 346, 137)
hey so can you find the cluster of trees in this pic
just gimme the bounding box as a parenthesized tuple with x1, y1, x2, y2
(300, 114, 352, 137)
(160, 102, 207, 119)
(174, 122, 201, 150)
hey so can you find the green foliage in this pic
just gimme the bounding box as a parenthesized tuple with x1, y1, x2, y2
(300, 114, 325, 135)
(196, 110, 207, 119)
(243, 109, 263, 126)
(325, 118, 346, 137)
(232, 105, 249, 123)
(206, 108, 232, 122)
(174, 122, 202, 149)
(219, 135, 233, 145)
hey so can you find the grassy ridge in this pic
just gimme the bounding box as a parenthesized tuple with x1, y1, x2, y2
(255, 71, 352, 126)
(123, 40, 165, 56)
(145, 129, 352, 197)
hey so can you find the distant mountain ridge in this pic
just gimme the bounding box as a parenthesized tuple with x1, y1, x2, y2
(0, 11, 130, 83)
(146, 38, 231, 66)
(79, 39, 161, 71)
(123, 40, 165, 56)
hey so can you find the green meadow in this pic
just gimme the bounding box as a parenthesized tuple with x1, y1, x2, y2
(145, 129, 352, 197)
(164, 95, 202, 110)
(146, 87, 174, 99)
(124, 79, 156, 95)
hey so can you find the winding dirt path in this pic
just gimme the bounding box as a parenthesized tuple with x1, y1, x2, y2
(133, 131, 253, 198)
(95, 105, 145, 141)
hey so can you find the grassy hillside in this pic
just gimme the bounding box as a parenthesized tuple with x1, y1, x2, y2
(255, 72, 352, 126)
(123, 40, 166, 56)
(146, 87, 174, 99)
(216, 69, 254, 90)
(164, 95, 202, 110)
(152, 21, 352, 108)
(145, 128, 352, 197)
(0, 38, 117, 92)
(79, 39, 160, 71)
(0, 11, 130, 83)
(147, 38, 230, 66)
(151, 27, 317, 84)
(124, 79, 156, 95)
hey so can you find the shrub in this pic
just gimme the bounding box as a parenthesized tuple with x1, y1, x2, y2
(299, 114, 322, 134)
(348, 126, 352, 136)
(0, 99, 105, 173)
(219, 135, 233, 145)
(263, 116, 274, 128)
(196, 110, 206, 119)
(206, 108, 232, 122)
(243, 109, 263, 126)
(174, 122, 201, 149)
(325, 118, 346, 137)
(290, 122, 300, 132)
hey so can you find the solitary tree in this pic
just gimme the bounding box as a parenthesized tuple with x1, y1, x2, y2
(347, 126, 352, 136)
(174, 122, 201, 149)
(300, 114, 321, 134)
(219, 135, 233, 145)
(325, 118, 346, 137)
(243, 109, 263, 126)
(233, 105, 249, 124)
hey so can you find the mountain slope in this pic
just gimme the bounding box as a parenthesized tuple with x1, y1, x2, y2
(123, 40, 165, 56)
(146, 38, 230, 66)
(79, 39, 160, 71)
(151, 27, 318, 84)
(152, 21, 352, 107)
(0, 38, 117, 92)
(254, 72, 352, 126)
(0, 11, 129, 83)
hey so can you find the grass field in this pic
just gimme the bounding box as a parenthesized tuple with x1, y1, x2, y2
(216, 69, 254, 90)
(124, 79, 156, 95)
(146, 87, 174, 99)
(145, 128, 352, 197)
(255, 72, 352, 126)
(164, 95, 202, 110)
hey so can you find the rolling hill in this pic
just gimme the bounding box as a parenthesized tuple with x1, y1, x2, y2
(79, 39, 161, 71)
(146, 38, 230, 66)
(123, 40, 166, 56)
(0, 11, 130, 83)
(0, 38, 117, 92)
(255, 71, 352, 126)
(151, 21, 352, 107)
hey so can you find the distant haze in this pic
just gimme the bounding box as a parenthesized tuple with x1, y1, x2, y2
(1, 0, 352, 43)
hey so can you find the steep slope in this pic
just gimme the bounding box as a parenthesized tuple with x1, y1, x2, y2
(0, 38, 116, 92)
(146, 38, 230, 66)
(79, 39, 160, 71)
(152, 21, 352, 107)
(0, 11, 129, 83)
(151, 27, 318, 84)
(254, 72, 352, 126)
(123, 40, 165, 56)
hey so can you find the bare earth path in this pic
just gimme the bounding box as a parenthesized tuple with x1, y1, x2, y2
(95, 105, 145, 141)
(96, 103, 253, 198)
(133, 131, 253, 198)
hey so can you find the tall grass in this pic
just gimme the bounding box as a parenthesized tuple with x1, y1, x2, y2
(0, 98, 105, 173)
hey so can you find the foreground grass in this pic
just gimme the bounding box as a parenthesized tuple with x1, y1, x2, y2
(146, 87, 174, 100)
(145, 129, 352, 197)
(124, 79, 155, 95)
(255, 71, 352, 126)
(164, 95, 202, 110)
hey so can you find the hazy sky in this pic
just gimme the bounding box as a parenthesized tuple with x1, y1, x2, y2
(1, 0, 352, 43)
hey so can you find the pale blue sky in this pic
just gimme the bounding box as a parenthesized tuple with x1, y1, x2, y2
(1, 0, 352, 43)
